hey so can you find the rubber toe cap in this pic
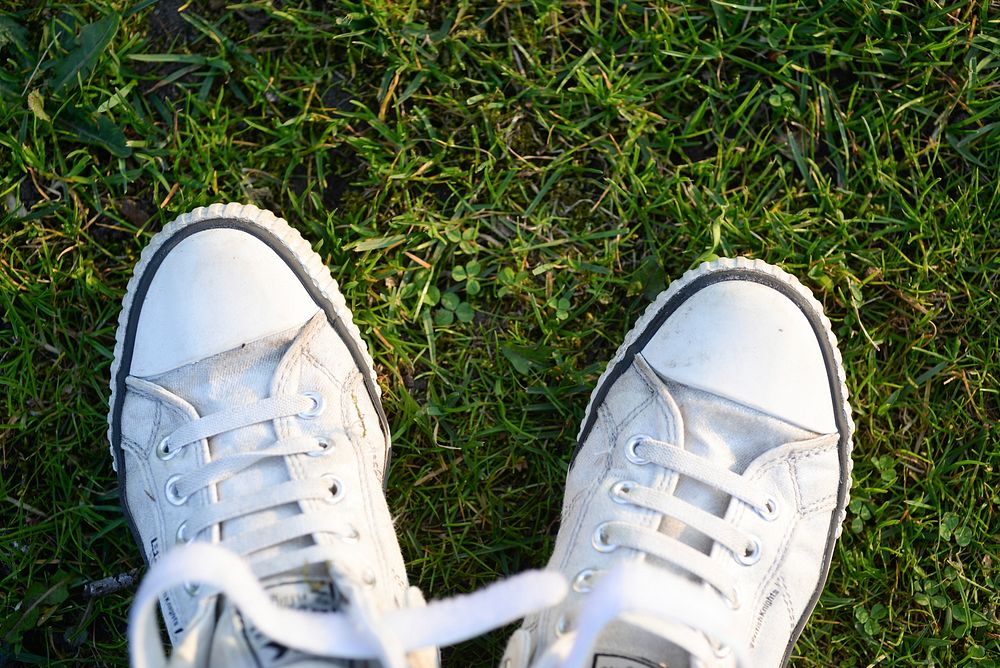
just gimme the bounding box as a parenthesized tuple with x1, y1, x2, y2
(130, 227, 320, 377)
(640, 278, 838, 434)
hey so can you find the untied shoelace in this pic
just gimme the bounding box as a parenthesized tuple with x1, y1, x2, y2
(131, 388, 567, 667)
(131, 386, 757, 667)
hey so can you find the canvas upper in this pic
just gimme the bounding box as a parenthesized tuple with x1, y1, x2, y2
(501, 257, 854, 668)
(108, 204, 435, 667)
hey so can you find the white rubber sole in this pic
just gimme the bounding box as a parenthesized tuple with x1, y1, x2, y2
(106, 202, 379, 471)
(577, 256, 855, 535)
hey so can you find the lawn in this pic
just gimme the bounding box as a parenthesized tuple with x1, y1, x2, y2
(1, 1, 998, 666)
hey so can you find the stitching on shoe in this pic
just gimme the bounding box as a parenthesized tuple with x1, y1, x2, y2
(553, 485, 591, 603)
(598, 401, 618, 454)
(609, 393, 653, 441)
(604, 401, 662, 531)
(302, 347, 349, 392)
(126, 380, 197, 443)
(281, 356, 310, 493)
(754, 460, 796, 591)
(273, 328, 306, 438)
(121, 434, 168, 559)
(556, 419, 612, 575)
(745, 455, 835, 609)
(799, 494, 838, 516)
(159, 402, 191, 441)
(289, 343, 395, 595)
(787, 443, 838, 515)
(121, 435, 146, 459)
(339, 377, 355, 452)
(632, 362, 685, 497)
(349, 425, 393, 597)
(338, 369, 366, 438)
(147, 400, 165, 457)
(123, 383, 165, 438)
(775, 574, 796, 627)
(633, 354, 681, 447)
(790, 456, 804, 510)
(788, 441, 837, 463)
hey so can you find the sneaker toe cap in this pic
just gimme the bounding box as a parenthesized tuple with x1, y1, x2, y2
(640, 278, 838, 434)
(130, 227, 320, 377)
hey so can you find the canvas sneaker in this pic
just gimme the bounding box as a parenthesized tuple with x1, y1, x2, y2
(500, 257, 854, 668)
(107, 203, 441, 667)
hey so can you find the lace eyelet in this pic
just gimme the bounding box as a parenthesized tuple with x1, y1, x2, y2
(308, 437, 334, 457)
(362, 569, 377, 587)
(554, 613, 571, 636)
(299, 391, 326, 419)
(572, 568, 598, 593)
(322, 474, 345, 504)
(591, 522, 618, 553)
(175, 521, 192, 544)
(184, 582, 200, 596)
(624, 435, 651, 465)
(165, 475, 190, 506)
(734, 535, 762, 565)
(610, 480, 636, 504)
(156, 437, 179, 461)
(757, 495, 780, 521)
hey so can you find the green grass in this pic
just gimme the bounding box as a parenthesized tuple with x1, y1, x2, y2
(1, 0, 998, 665)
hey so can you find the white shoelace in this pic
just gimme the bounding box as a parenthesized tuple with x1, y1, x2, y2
(532, 434, 785, 667)
(133, 391, 773, 666)
(130, 542, 568, 667)
(533, 561, 749, 668)
(150, 390, 361, 581)
(597, 435, 776, 603)
(134, 389, 570, 666)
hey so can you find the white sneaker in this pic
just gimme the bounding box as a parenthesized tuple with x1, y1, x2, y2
(108, 203, 436, 667)
(501, 257, 854, 668)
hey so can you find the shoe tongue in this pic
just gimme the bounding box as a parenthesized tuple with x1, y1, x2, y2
(149, 320, 299, 447)
(590, 623, 692, 668)
(207, 581, 366, 667)
(590, 622, 692, 668)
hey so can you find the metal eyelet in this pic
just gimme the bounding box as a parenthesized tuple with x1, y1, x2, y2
(338, 524, 360, 544)
(572, 568, 598, 593)
(610, 480, 636, 504)
(322, 474, 345, 504)
(362, 569, 377, 588)
(624, 435, 651, 465)
(175, 521, 191, 544)
(757, 495, 780, 521)
(308, 437, 334, 457)
(165, 475, 190, 506)
(299, 391, 326, 419)
(554, 613, 571, 636)
(591, 522, 618, 553)
(184, 582, 200, 596)
(155, 436, 178, 461)
(734, 535, 762, 566)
